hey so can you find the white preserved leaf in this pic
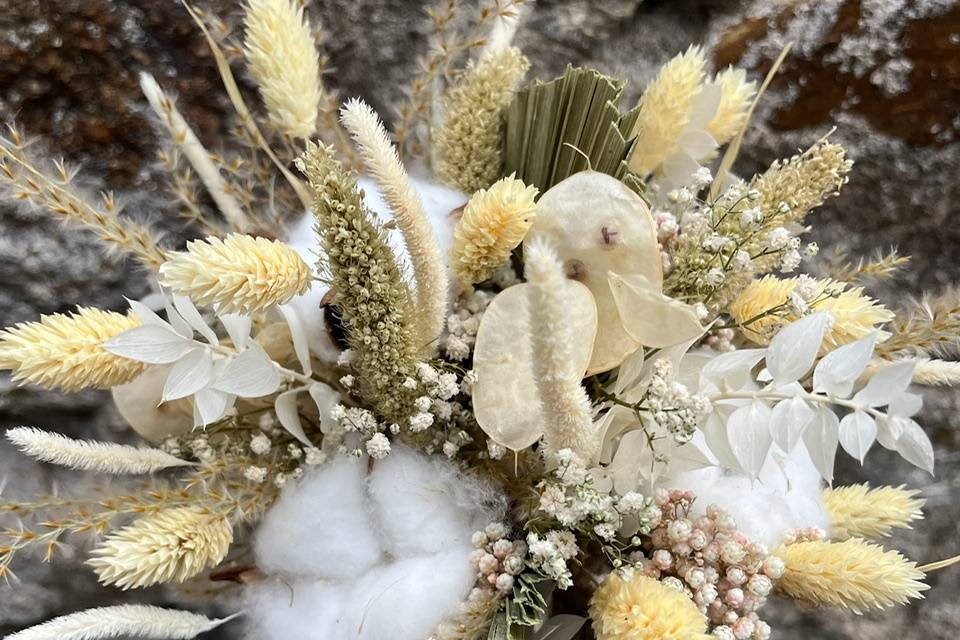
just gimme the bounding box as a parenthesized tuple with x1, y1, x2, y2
(838, 410, 877, 463)
(889, 392, 923, 418)
(813, 332, 877, 397)
(726, 400, 773, 479)
(608, 429, 655, 494)
(213, 342, 281, 398)
(598, 406, 636, 464)
(275, 389, 312, 445)
(895, 418, 934, 473)
(126, 298, 168, 328)
(614, 348, 644, 394)
(876, 416, 904, 450)
(802, 407, 840, 483)
(532, 615, 587, 640)
(104, 325, 195, 364)
(854, 361, 916, 407)
(219, 313, 251, 351)
(192, 388, 234, 427)
(172, 294, 218, 345)
(770, 397, 814, 452)
(161, 348, 214, 401)
(279, 304, 312, 376)
(608, 272, 704, 348)
(766, 312, 830, 386)
(669, 437, 714, 475)
(161, 291, 193, 338)
(700, 348, 766, 391)
(309, 382, 341, 433)
(701, 409, 741, 471)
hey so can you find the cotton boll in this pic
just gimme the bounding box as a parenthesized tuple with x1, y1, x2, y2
(368, 445, 500, 558)
(338, 551, 476, 640)
(664, 444, 828, 549)
(244, 578, 343, 640)
(254, 457, 382, 580)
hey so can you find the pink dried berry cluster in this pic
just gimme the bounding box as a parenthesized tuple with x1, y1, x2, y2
(469, 522, 527, 594)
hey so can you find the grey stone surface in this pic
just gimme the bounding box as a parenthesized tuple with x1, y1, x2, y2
(0, 0, 957, 637)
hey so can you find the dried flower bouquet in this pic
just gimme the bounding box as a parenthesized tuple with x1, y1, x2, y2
(1, 2, 958, 640)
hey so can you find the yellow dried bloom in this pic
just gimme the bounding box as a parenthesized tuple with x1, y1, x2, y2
(158, 234, 312, 314)
(88, 506, 233, 590)
(434, 47, 530, 194)
(450, 174, 538, 284)
(589, 571, 711, 640)
(243, 0, 322, 138)
(628, 45, 706, 177)
(775, 538, 928, 613)
(705, 67, 756, 146)
(823, 484, 925, 541)
(0, 308, 144, 392)
(730, 276, 894, 351)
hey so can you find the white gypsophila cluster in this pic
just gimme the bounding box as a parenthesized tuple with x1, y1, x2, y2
(644, 359, 712, 444)
(246, 444, 505, 640)
(525, 530, 580, 589)
(443, 290, 493, 361)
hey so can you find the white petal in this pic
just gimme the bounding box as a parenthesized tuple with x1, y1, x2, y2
(275, 389, 312, 445)
(838, 410, 877, 463)
(895, 419, 934, 474)
(854, 361, 916, 407)
(813, 332, 878, 397)
(219, 313, 251, 351)
(162, 347, 214, 401)
(770, 397, 814, 453)
(103, 325, 195, 364)
(802, 407, 840, 483)
(213, 342, 281, 397)
(173, 294, 218, 345)
(766, 312, 830, 386)
(279, 304, 312, 376)
(726, 400, 773, 480)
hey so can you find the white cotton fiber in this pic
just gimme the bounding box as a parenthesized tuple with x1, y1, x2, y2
(665, 444, 828, 550)
(248, 444, 502, 640)
(254, 457, 383, 580)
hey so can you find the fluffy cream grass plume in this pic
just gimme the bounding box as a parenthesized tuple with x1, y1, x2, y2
(340, 98, 448, 354)
(88, 506, 233, 590)
(775, 538, 928, 613)
(525, 240, 599, 462)
(0, 308, 144, 391)
(589, 571, 711, 640)
(6, 605, 238, 640)
(629, 45, 706, 177)
(730, 276, 894, 351)
(451, 174, 538, 285)
(434, 46, 530, 194)
(6, 427, 192, 475)
(158, 233, 312, 314)
(243, 0, 322, 139)
(705, 67, 756, 146)
(910, 358, 960, 386)
(823, 484, 925, 541)
(139, 72, 247, 231)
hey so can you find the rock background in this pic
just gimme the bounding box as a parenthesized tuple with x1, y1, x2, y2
(1, 0, 958, 638)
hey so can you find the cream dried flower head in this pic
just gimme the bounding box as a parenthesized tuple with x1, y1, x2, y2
(451, 174, 538, 285)
(775, 538, 928, 613)
(0, 307, 144, 392)
(88, 506, 233, 590)
(628, 45, 706, 177)
(823, 484, 925, 541)
(158, 234, 312, 314)
(730, 275, 894, 351)
(705, 66, 756, 146)
(243, 0, 322, 139)
(589, 570, 711, 640)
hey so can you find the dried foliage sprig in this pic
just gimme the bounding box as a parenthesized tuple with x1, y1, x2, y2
(158, 234, 312, 314)
(825, 248, 911, 284)
(0, 308, 145, 391)
(434, 46, 530, 193)
(243, 0, 322, 139)
(823, 484, 925, 541)
(5, 605, 238, 640)
(297, 142, 419, 422)
(140, 73, 248, 231)
(0, 126, 168, 269)
(775, 538, 928, 613)
(6, 427, 192, 475)
(340, 98, 448, 354)
(878, 288, 960, 356)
